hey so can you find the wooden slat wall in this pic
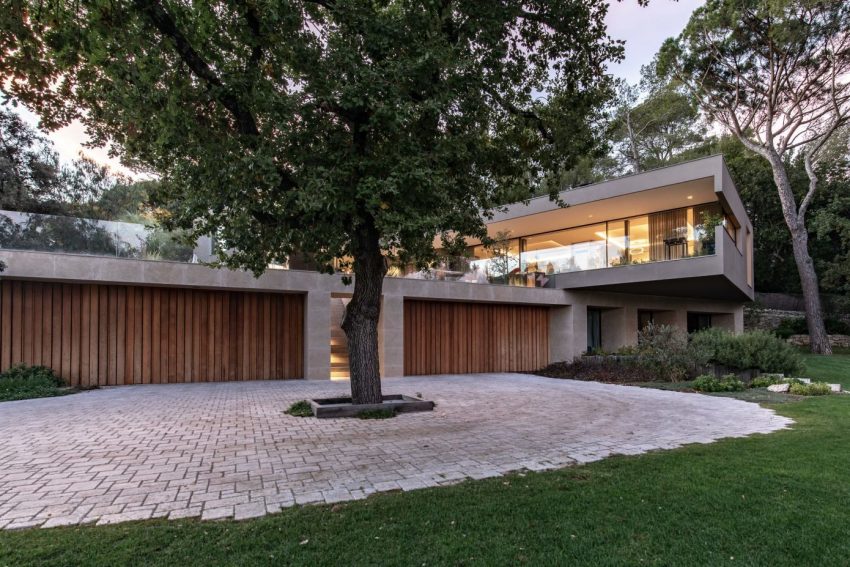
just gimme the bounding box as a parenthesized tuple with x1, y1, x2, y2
(403, 300, 549, 376)
(0, 280, 304, 385)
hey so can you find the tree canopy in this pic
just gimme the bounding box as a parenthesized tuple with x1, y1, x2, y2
(2, 1, 622, 273)
(2, 1, 627, 402)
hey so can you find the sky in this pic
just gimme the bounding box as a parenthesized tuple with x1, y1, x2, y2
(10, 0, 704, 176)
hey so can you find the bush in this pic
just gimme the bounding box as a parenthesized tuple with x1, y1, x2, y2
(789, 382, 832, 396)
(284, 400, 313, 417)
(692, 374, 746, 393)
(750, 374, 786, 388)
(0, 365, 66, 401)
(535, 359, 657, 383)
(690, 328, 803, 376)
(635, 324, 705, 382)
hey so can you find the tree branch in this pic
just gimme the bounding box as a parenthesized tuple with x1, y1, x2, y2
(133, 0, 260, 137)
(485, 87, 554, 143)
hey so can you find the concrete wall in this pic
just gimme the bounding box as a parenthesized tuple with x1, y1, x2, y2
(0, 249, 747, 379)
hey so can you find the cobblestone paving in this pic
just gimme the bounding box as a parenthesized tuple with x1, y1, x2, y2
(0, 374, 793, 529)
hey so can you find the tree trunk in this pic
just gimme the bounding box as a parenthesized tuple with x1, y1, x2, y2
(341, 214, 387, 404)
(766, 154, 832, 355)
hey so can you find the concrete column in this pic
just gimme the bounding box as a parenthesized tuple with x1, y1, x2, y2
(601, 307, 629, 352)
(570, 303, 588, 359)
(713, 308, 743, 333)
(548, 305, 572, 363)
(380, 295, 405, 378)
(303, 291, 331, 380)
(733, 306, 744, 333)
(622, 305, 639, 346)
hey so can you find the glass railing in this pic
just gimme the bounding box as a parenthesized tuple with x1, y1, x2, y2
(0, 210, 212, 263)
(387, 230, 720, 288)
(0, 209, 722, 286)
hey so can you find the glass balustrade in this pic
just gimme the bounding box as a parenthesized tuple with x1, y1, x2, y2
(0, 210, 210, 263)
(1, 201, 735, 287)
(392, 202, 733, 287)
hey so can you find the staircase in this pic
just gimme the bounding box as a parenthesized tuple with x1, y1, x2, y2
(330, 298, 351, 379)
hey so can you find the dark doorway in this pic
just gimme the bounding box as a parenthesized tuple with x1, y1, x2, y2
(687, 312, 713, 333)
(587, 308, 603, 353)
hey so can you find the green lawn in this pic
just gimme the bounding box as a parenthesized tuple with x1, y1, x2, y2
(803, 352, 850, 388)
(1, 357, 849, 566)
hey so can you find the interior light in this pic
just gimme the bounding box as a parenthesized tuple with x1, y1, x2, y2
(588, 214, 594, 218)
(687, 195, 693, 200)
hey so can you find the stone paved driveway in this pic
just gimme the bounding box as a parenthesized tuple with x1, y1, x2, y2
(0, 374, 792, 529)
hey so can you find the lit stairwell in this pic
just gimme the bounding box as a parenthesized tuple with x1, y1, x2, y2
(330, 297, 351, 379)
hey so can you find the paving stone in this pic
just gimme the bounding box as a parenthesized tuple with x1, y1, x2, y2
(0, 374, 793, 529)
(96, 508, 153, 525)
(234, 501, 267, 520)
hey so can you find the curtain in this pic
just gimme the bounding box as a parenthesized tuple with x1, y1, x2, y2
(649, 208, 688, 261)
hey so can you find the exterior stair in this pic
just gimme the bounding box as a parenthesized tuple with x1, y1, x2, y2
(330, 297, 350, 379)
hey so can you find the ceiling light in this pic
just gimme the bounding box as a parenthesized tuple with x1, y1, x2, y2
(687, 195, 693, 200)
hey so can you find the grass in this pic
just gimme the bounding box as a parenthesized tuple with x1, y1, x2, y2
(284, 400, 313, 417)
(1, 356, 848, 566)
(802, 352, 850, 388)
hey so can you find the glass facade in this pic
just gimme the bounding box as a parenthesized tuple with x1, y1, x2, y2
(460, 202, 733, 286)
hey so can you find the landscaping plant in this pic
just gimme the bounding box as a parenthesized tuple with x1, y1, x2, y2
(692, 374, 746, 393)
(690, 328, 803, 376)
(0, 364, 66, 402)
(789, 382, 832, 396)
(284, 400, 314, 418)
(635, 323, 704, 381)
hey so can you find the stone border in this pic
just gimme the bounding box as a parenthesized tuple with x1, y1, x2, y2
(309, 394, 435, 418)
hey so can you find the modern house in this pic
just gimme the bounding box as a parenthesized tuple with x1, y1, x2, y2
(0, 155, 753, 386)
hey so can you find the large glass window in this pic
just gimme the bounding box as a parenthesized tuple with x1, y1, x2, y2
(469, 238, 520, 284)
(455, 201, 734, 287)
(522, 223, 606, 274)
(626, 216, 650, 264)
(606, 220, 627, 267)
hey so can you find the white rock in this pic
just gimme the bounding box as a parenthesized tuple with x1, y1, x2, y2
(829, 384, 842, 393)
(797, 378, 812, 384)
(767, 383, 791, 393)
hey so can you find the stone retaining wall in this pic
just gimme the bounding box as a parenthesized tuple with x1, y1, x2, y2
(786, 334, 850, 348)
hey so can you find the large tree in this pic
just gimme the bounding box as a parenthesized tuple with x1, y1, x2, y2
(607, 68, 706, 174)
(2, 1, 624, 403)
(659, 0, 850, 354)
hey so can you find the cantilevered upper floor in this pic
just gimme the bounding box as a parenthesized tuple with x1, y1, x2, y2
(457, 155, 754, 301)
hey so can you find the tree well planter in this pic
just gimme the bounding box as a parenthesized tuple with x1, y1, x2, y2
(308, 394, 435, 418)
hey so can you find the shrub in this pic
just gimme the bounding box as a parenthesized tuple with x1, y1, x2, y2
(635, 324, 705, 382)
(285, 400, 313, 417)
(692, 374, 746, 393)
(690, 328, 802, 376)
(750, 374, 785, 388)
(789, 382, 832, 396)
(0, 365, 65, 401)
(536, 359, 657, 383)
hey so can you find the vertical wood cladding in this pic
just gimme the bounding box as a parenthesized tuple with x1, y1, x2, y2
(404, 300, 549, 375)
(0, 280, 303, 385)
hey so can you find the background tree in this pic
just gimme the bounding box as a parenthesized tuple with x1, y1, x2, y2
(0, 106, 60, 212)
(2, 1, 625, 403)
(659, 0, 850, 354)
(607, 66, 706, 174)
